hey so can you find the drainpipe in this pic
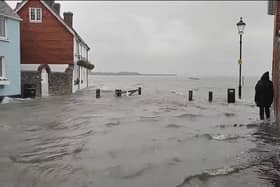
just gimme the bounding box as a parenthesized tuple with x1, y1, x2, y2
(87, 49, 89, 88)
(78, 66, 80, 90)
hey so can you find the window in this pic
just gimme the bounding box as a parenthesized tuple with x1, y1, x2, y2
(0, 57, 5, 78)
(76, 40, 79, 55)
(29, 8, 42, 23)
(0, 16, 6, 39)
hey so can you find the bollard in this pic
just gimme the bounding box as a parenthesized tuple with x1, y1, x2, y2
(189, 90, 193, 101)
(209, 91, 213, 102)
(96, 89, 101, 98)
(138, 87, 142, 95)
(227, 88, 235, 103)
(115, 89, 122, 97)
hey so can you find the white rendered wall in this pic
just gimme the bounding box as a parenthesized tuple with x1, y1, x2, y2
(21, 64, 68, 72)
(73, 38, 89, 93)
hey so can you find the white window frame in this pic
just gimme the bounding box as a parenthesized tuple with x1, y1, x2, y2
(29, 8, 42, 23)
(0, 16, 7, 40)
(0, 56, 6, 78)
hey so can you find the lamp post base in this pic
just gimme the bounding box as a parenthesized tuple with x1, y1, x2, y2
(238, 85, 242, 99)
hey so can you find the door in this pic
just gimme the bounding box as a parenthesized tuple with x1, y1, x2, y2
(41, 68, 49, 97)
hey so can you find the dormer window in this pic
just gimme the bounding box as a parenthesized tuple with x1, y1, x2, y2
(29, 8, 42, 23)
(0, 16, 6, 39)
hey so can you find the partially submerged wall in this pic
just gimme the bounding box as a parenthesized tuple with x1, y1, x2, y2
(21, 71, 73, 97)
(49, 72, 73, 95)
(21, 71, 41, 97)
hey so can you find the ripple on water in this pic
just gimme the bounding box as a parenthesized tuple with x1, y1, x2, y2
(107, 163, 153, 179)
(139, 116, 160, 122)
(166, 124, 183, 129)
(175, 113, 202, 119)
(224, 112, 235, 117)
(176, 164, 256, 187)
(104, 121, 121, 127)
(10, 128, 93, 164)
(194, 133, 242, 141)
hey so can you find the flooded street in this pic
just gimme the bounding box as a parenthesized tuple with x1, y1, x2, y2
(1, 75, 280, 187)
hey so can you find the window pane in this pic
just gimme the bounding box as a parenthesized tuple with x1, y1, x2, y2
(30, 8, 35, 20)
(0, 16, 5, 37)
(36, 8, 41, 21)
(0, 57, 3, 77)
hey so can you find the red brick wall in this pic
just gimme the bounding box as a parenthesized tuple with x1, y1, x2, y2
(18, 0, 74, 65)
(272, 1, 280, 124)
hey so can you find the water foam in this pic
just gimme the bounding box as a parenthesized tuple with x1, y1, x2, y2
(176, 164, 256, 187)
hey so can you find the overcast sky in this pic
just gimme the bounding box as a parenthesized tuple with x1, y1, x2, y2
(8, 1, 274, 76)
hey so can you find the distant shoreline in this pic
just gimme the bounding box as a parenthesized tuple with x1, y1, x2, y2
(90, 72, 176, 76)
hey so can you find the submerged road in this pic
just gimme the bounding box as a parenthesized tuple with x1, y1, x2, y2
(0, 76, 279, 187)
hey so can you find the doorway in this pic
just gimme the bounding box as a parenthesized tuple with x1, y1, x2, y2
(41, 68, 49, 97)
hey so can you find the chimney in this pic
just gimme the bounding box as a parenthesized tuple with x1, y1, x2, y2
(64, 12, 73, 28)
(53, 3, 61, 15)
(16, 2, 21, 10)
(45, 0, 55, 7)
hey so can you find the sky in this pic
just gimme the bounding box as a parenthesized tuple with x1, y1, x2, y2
(7, 1, 274, 77)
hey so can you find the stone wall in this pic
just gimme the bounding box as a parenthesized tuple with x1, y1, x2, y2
(21, 70, 73, 97)
(21, 71, 41, 97)
(49, 71, 73, 96)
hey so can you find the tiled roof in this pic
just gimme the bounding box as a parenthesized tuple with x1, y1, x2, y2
(0, 0, 21, 20)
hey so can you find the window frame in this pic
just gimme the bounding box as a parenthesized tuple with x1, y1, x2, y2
(29, 7, 42, 23)
(0, 15, 7, 40)
(0, 56, 6, 78)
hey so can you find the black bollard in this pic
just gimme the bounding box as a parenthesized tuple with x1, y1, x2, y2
(138, 87, 142, 95)
(189, 90, 193, 101)
(115, 89, 122, 97)
(96, 89, 101, 98)
(209, 91, 213, 102)
(227, 88, 235, 103)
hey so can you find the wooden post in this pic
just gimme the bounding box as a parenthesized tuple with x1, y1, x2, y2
(138, 87, 142, 95)
(189, 90, 193, 101)
(209, 91, 213, 102)
(96, 89, 101, 98)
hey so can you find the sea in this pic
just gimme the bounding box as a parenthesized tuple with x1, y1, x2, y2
(0, 75, 280, 187)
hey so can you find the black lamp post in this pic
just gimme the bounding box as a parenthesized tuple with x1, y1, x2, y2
(236, 17, 246, 99)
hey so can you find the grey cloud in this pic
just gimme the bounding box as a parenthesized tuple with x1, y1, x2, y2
(8, 1, 273, 76)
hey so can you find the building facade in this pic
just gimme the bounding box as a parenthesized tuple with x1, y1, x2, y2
(16, 0, 93, 97)
(0, 1, 21, 100)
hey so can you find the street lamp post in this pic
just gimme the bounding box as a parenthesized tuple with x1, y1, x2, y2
(236, 17, 246, 99)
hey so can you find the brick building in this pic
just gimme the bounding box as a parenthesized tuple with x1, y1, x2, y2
(268, 0, 280, 124)
(16, 0, 94, 97)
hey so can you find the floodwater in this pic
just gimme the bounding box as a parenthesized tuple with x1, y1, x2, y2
(0, 75, 280, 187)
